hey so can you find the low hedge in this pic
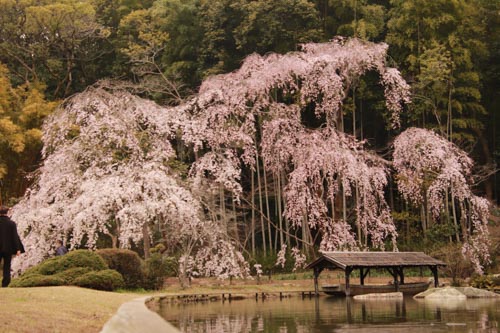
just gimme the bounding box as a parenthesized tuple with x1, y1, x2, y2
(96, 249, 144, 289)
(53, 267, 93, 284)
(10, 250, 126, 291)
(10, 274, 65, 288)
(24, 250, 107, 276)
(73, 269, 125, 291)
(143, 253, 177, 290)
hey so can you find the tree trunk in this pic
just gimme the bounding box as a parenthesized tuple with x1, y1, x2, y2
(251, 170, 256, 256)
(143, 223, 151, 259)
(263, 164, 273, 252)
(256, 154, 267, 254)
(451, 191, 460, 241)
(281, 172, 291, 248)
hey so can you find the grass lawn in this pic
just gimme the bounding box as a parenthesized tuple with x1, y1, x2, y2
(0, 286, 141, 333)
(0, 277, 316, 333)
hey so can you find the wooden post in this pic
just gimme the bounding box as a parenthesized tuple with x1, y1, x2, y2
(314, 267, 319, 296)
(313, 267, 324, 296)
(431, 266, 439, 287)
(387, 268, 399, 292)
(345, 267, 353, 296)
(398, 267, 405, 285)
(360, 268, 364, 285)
(360, 268, 370, 286)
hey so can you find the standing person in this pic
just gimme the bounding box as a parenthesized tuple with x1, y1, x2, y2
(0, 206, 24, 287)
(55, 240, 68, 256)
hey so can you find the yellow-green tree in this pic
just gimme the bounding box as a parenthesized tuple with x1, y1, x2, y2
(0, 64, 58, 202)
(0, 0, 108, 98)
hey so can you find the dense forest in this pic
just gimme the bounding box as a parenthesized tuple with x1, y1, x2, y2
(0, 0, 498, 279)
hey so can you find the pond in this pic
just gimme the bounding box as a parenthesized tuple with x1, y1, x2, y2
(155, 294, 500, 333)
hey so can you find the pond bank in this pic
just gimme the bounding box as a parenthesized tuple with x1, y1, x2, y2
(100, 296, 181, 333)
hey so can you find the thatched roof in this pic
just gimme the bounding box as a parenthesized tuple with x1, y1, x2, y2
(306, 251, 446, 270)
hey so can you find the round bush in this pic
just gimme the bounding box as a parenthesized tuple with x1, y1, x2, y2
(54, 267, 92, 284)
(27, 250, 108, 276)
(10, 274, 65, 288)
(143, 253, 177, 290)
(73, 269, 125, 291)
(96, 249, 144, 289)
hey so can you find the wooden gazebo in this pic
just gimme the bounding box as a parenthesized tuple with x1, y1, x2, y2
(306, 251, 446, 296)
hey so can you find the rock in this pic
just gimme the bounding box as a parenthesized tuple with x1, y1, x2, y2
(420, 287, 466, 300)
(415, 286, 500, 299)
(353, 292, 403, 300)
(456, 287, 500, 298)
(414, 288, 438, 299)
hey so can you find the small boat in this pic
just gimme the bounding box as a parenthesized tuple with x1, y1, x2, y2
(322, 281, 430, 296)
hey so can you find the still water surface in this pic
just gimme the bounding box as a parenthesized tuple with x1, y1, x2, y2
(156, 295, 499, 333)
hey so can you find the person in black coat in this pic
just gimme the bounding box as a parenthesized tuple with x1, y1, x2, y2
(0, 206, 25, 287)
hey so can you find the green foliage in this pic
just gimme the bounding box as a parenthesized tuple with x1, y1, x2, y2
(0, 0, 109, 97)
(11, 250, 127, 291)
(431, 243, 474, 286)
(73, 269, 125, 291)
(253, 250, 296, 276)
(424, 222, 457, 246)
(143, 245, 177, 290)
(53, 267, 93, 284)
(10, 267, 94, 287)
(252, 251, 278, 276)
(24, 250, 108, 276)
(0, 65, 58, 199)
(318, 0, 387, 40)
(491, 275, 500, 287)
(96, 248, 145, 289)
(9, 274, 65, 288)
(387, 0, 488, 148)
(470, 275, 493, 290)
(233, 0, 322, 54)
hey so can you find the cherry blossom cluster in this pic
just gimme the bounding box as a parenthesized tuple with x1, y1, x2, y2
(263, 122, 397, 250)
(180, 38, 407, 251)
(393, 127, 490, 272)
(11, 87, 248, 277)
(291, 247, 307, 272)
(275, 244, 287, 269)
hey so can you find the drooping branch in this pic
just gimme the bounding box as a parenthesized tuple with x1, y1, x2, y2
(393, 127, 491, 273)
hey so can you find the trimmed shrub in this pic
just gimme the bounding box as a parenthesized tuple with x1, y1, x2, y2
(54, 267, 92, 284)
(11, 250, 108, 289)
(25, 250, 107, 276)
(73, 269, 125, 291)
(491, 275, 500, 287)
(96, 249, 144, 289)
(471, 275, 493, 290)
(143, 252, 177, 290)
(10, 274, 65, 288)
(431, 244, 474, 286)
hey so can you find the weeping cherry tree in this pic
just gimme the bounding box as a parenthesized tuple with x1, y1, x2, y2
(11, 87, 249, 283)
(180, 37, 411, 253)
(393, 127, 490, 273)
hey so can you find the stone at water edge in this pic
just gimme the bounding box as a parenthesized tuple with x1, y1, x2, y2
(353, 292, 403, 300)
(413, 287, 437, 299)
(456, 287, 500, 298)
(422, 287, 467, 300)
(415, 286, 500, 299)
